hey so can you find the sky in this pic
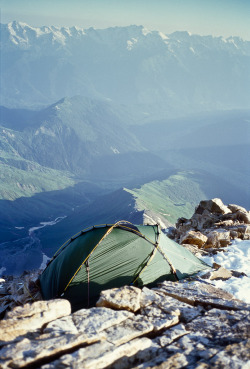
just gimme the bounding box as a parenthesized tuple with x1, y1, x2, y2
(1, 0, 250, 40)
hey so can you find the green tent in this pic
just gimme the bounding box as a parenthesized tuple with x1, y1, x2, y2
(40, 221, 210, 311)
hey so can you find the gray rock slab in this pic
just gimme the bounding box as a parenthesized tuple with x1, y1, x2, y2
(41, 337, 152, 369)
(107, 340, 161, 369)
(44, 307, 133, 337)
(186, 308, 250, 343)
(154, 323, 189, 348)
(156, 293, 204, 323)
(44, 315, 78, 335)
(156, 280, 250, 311)
(0, 331, 104, 369)
(133, 352, 188, 369)
(209, 266, 233, 281)
(0, 299, 71, 343)
(140, 287, 162, 309)
(96, 285, 141, 312)
(72, 307, 134, 334)
(209, 339, 250, 368)
(140, 303, 179, 331)
(104, 315, 154, 345)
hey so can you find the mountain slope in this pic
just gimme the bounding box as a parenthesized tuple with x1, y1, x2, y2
(1, 22, 250, 118)
(2, 166, 245, 275)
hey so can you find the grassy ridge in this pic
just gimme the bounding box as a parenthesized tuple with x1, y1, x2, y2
(0, 161, 75, 201)
(126, 171, 209, 224)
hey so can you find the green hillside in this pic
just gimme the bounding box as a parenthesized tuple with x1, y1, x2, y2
(126, 171, 208, 224)
(0, 161, 75, 201)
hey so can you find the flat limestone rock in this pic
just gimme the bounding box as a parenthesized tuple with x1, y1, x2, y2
(44, 315, 78, 335)
(96, 285, 141, 312)
(140, 287, 162, 308)
(72, 307, 134, 334)
(186, 308, 250, 343)
(0, 331, 105, 369)
(41, 337, 152, 369)
(104, 315, 154, 345)
(154, 324, 189, 348)
(134, 352, 188, 369)
(156, 281, 250, 311)
(44, 307, 133, 337)
(142, 285, 203, 323)
(137, 304, 179, 332)
(0, 299, 71, 343)
(209, 339, 250, 368)
(155, 292, 204, 323)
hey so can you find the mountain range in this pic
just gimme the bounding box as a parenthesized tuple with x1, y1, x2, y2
(1, 22, 250, 118)
(0, 22, 250, 275)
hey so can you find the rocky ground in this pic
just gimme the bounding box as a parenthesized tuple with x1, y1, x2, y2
(0, 198, 249, 368)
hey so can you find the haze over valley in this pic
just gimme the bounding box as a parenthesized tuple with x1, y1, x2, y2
(1, 20, 250, 275)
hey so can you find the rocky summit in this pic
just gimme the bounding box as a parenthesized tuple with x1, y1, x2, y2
(0, 198, 250, 368)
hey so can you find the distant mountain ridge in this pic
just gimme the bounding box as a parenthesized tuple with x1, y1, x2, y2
(1, 22, 250, 118)
(1, 21, 250, 276)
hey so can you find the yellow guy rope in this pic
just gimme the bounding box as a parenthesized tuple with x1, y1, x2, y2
(132, 226, 161, 284)
(62, 221, 127, 294)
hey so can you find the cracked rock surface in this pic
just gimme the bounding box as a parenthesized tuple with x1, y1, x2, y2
(0, 282, 249, 369)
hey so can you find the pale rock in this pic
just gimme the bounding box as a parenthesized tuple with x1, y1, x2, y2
(180, 230, 208, 247)
(104, 315, 154, 345)
(186, 308, 250, 342)
(238, 225, 250, 240)
(140, 287, 161, 308)
(154, 323, 188, 347)
(236, 210, 250, 224)
(44, 315, 78, 335)
(96, 285, 141, 312)
(44, 308, 133, 336)
(140, 304, 179, 331)
(0, 299, 71, 342)
(73, 307, 134, 334)
(109, 340, 161, 369)
(191, 209, 218, 231)
(209, 267, 232, 281)
(157, 281, 250, 311)
(0, 331, 104, 369)
(156, 294, 204, 323)
(209, 339, 250, 368)
(214, 219, 234, 227)
(199, 198, 231, 215)
(41, 337, 153, 369)
(134, 352, 188, 369)
(229, 225, 250, 240)
(228, 204, 248, 213)
(206, 229, 231, 248)
(162, 333, 220, 366)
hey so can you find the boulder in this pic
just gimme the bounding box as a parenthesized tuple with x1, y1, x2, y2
(236, 210, 250, 224)
(96, 285, 141, 312)
(205, 229, 231, 248)
(204, 267, 233, 281)
(0, 299, 71, 343)
(198, 198, 231, 215)
(180, 231, 208, 248)
(228, 204, 248, 213)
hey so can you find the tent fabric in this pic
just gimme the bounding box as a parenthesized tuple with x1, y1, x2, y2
(39, 221, 210, 311)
